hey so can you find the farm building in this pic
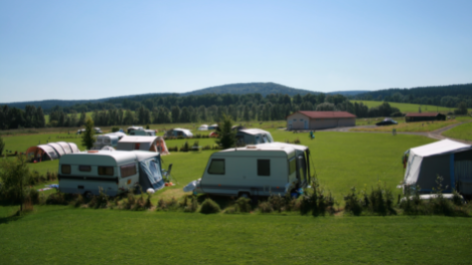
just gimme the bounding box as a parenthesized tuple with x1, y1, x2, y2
(26, 142, 80, 161)
(403, 139, 472, 195)
(405, 112, 446, 122)
(286, 111, 356, 130)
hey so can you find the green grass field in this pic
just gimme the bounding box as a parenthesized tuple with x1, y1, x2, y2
(442, 122, 472, 141)
(1, 206, 471, 264)
(2, 121, 471, 264)
(351, 100, 456, 113)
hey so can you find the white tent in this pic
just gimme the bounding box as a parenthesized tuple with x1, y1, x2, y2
(403, 139, 472, 194)
(236, 129, 274, 146)
(116, 136, 169, 155)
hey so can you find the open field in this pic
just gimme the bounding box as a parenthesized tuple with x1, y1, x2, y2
(350, 119, 460, 133)
(443, 122, 472, 142)
(1, 206, 471, 264)
(351, 100, 456, 113)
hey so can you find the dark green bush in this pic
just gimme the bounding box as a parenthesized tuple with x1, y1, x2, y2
(300, 179, 336, 216)
(343, 187, 363, 216)
(200, 198, 221, 214)
(258, 201, 273, 213)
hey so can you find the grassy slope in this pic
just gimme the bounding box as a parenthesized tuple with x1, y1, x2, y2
(0, 207, 471, 264)
(351, 100, 455, 113)
(443, 122, 472, 141)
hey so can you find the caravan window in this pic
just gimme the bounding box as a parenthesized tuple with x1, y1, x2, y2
(208, 159, 225, 175)
(98, 166, 114, 176)
(62, 164, 71, 174)
(257, 159, 270, 176)
(120, 163, 137, 178)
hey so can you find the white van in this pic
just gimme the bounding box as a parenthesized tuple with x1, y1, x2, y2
(193, 142, 312, 197)
(58, 150, 165, 197)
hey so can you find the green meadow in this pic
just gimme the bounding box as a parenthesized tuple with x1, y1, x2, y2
(1, 120, 471, 264)
(351, 100, 455, 113)
(443, 122, 472, 141)
(1, 206, 471, 265)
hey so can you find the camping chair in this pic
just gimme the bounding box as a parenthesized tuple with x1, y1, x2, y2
(162, 163, 173, 182)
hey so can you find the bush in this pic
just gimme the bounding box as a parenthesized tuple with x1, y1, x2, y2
(258, 201, 273, 213)
(26, 188, 40, 204)
(235, 197, 252, 213)
(300, 179, 336, 216)
(268, 195, 286, 213)
(182, 195, 199, 212)
(180, 142, 189, 152)
(156, 197, 179, 211)
(88, 188, 109, 209)
(200, 198, 221, 214)
(343, 187, 363, 216)
(46, 192, 69, 205)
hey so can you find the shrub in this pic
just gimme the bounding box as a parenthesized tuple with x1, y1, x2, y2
(156, 197, 179, 211)
(46, 192, 69, 205)
(182, 195, 199, 212)
(235, 197, 252, 213)
(180, 142, 189, 152)
(224, 206, 237, 214)
(74, 194, 85, 208)
(200, 198, 221, 214)
(300, 179, 336, 216)
(26, 188, 40, 204)
(258, 201, 273, 213)
(365, 184, 396, 215)
(343, 187, 363, 216)
(268, 195, 286, 213)
(88, 188, 109, 209)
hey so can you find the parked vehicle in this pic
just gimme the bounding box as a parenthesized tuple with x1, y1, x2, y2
(58, 150, 165, 197)
(129, 129, 156, 136)
(190, 142, 312, 197)
(164, 128, 193, 138)
(236, 128, 273, 146)
(376, 118, 398, 126)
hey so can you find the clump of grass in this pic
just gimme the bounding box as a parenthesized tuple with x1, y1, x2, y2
(26, 187, 40, 204)
(74, 194, 85, 208)
(344, 183, 396, 216)
(200, 198, 221, 214)
(46, 192, 70, 205)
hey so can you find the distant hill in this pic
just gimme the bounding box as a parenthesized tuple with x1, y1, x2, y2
(355, 83, 472, 99)
(182, 82, 321, 97)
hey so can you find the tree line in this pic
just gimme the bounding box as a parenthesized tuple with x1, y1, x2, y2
(0, 105, 46, 130)
(1, 91, 469, 129)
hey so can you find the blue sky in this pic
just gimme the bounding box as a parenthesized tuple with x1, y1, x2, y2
(1, 0, 471, 102)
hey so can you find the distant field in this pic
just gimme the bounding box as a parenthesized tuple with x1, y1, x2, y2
(1, 207, 471, 264)
(351, 119, 460, 133)
(443, 122, 472, 141)
(351, 100, 455, 113)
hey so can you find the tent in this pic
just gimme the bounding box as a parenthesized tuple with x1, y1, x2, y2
(25, 142, 81, 161)
(116, 136, 170, 155)
(136, 152, 165, 191)
(403, 139, 472, 195)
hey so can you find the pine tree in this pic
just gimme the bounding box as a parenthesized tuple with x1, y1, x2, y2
(82, 118, 95, 150)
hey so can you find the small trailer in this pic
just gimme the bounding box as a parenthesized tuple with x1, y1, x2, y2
(192, 142, 312, 197)
(58, 150, 165, 197)
(129, 129, 156, 136)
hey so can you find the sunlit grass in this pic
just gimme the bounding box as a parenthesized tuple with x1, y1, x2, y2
(350, 120, 459, 133)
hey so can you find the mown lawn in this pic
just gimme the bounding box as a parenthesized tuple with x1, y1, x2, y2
(443, 121, 472, 141)
(0, 206, 471, 264)
(351, 100, 456, 113)
(350, 120, 459, 133)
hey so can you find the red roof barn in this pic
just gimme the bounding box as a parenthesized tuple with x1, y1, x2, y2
(286, 111, 356, 130)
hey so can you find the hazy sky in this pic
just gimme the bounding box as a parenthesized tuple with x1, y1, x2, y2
(1, 0, 471, 102)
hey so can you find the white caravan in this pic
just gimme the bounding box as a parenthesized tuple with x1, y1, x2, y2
(192, 142, 312, 197)
(129, 129, 156, 136)
(58, 150, 165, 197)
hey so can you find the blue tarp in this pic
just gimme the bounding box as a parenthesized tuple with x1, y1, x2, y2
(139, 156, 165, 191)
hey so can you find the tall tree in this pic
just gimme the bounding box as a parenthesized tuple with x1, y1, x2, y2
(82, 118, 95, 150)
(216, 114, 236, 149)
